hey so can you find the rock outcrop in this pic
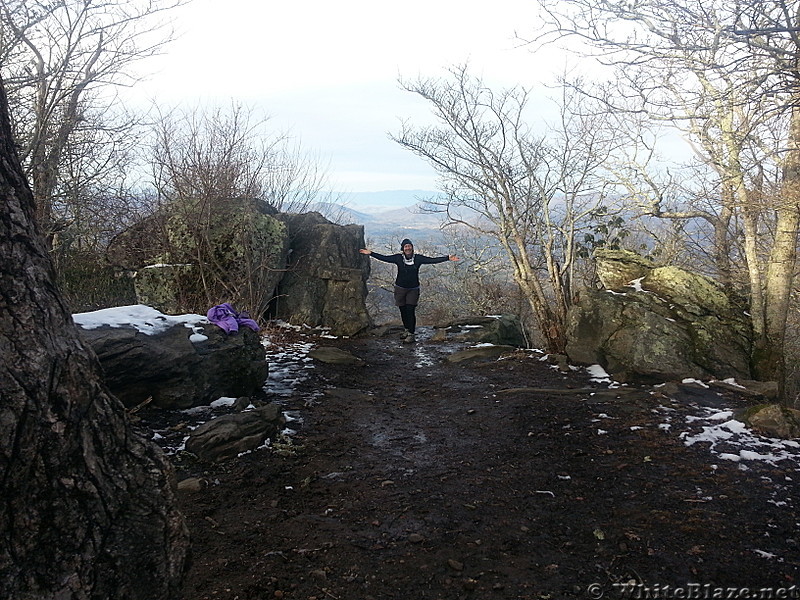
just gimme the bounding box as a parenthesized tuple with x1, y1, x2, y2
(108, 205, 372, 338)
(565, 249, 752, 383)
(273, 212, 371, 336)
(185, 403, 285, 462)
(107, 198, 289, 317)
(77, 310, 268, 409)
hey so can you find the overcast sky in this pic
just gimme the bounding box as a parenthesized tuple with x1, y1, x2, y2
(128, 0, 564, 196)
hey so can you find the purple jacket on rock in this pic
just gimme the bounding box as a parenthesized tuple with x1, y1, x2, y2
(207, 303, 260, 334)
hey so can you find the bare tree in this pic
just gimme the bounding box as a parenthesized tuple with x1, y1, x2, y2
(145, 103, 335, 319)
(393, 66, 623, 352)
(0, 75, 189, 598)
(0, 0, 185, 245)
(531, 0, 800, 389)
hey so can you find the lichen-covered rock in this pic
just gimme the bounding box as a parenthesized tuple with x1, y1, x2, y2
(274, 212, 371, 336)
(109, 198, 289, 318)
(566, 254, 752, 383)
(643, 266, 741, 318)
(108, 204, 373, 335)
(739, 404, 800, 439)
(134, 264, 197, 315)
(594, 249, 655, 289)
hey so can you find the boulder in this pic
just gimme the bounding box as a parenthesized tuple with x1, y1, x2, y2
(565, 251, 752, 383)
(273, 212, 372, 337)
(440, 315, 526, 347)
(107, 204, 374, 335)
(738, 404, 800, 439)
(78, 316, 268, 409)
(185, 403, 285, 462)
(108, 198, 289, 317)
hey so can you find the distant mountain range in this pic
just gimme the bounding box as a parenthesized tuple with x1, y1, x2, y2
(342, 189, 441, 212)
(313, 190, 451, 246)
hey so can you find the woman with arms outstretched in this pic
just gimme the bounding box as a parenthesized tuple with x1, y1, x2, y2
(360, 238, 458, 343)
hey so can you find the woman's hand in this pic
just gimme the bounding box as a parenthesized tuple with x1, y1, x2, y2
(359, 249, 371, 255)
(448, 255, 459, 261)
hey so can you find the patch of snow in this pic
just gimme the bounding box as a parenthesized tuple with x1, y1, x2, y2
(679, 406, 800, 469)
(586, 364, 611, 383)
(142, 263, 192, 268)
(414, 345, 436, 369)
(181, 406, 211, 416)
(628, 277, 645, 292)
(721, 378, 746, 388)
(210, 397, 237, 408)
(681, 378, 709, 388)
(73, 304, 206, 336)
(265, 341, 316, 397)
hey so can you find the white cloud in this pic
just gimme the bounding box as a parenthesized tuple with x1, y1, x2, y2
(126, 0, 560, 193)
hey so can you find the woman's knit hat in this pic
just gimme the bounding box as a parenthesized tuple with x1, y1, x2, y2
(400, 238, 413, 249)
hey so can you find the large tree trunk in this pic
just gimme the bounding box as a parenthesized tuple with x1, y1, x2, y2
(0, 75, 189, 599)
(753, 104, 800, 397)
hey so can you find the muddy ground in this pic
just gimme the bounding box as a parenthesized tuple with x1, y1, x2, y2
(147, 326, 800, 600)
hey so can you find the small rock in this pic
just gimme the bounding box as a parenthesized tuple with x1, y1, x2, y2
(408, 533, 425, 544)
(233, 396, 252, 411)
(176, 477, 205, 493)
(447, 559, 464, 571)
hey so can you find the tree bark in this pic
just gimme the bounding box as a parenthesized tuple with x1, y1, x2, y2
(0, 72, 189, 599)
(753, 103, 800, 394)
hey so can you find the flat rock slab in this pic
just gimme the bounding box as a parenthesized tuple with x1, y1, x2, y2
(185, 403, 285, 462)
(309, 346, 365, 366)
(445, 345, 517, 363)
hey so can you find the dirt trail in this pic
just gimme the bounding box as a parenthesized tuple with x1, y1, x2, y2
(170, 328, 800, 600)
